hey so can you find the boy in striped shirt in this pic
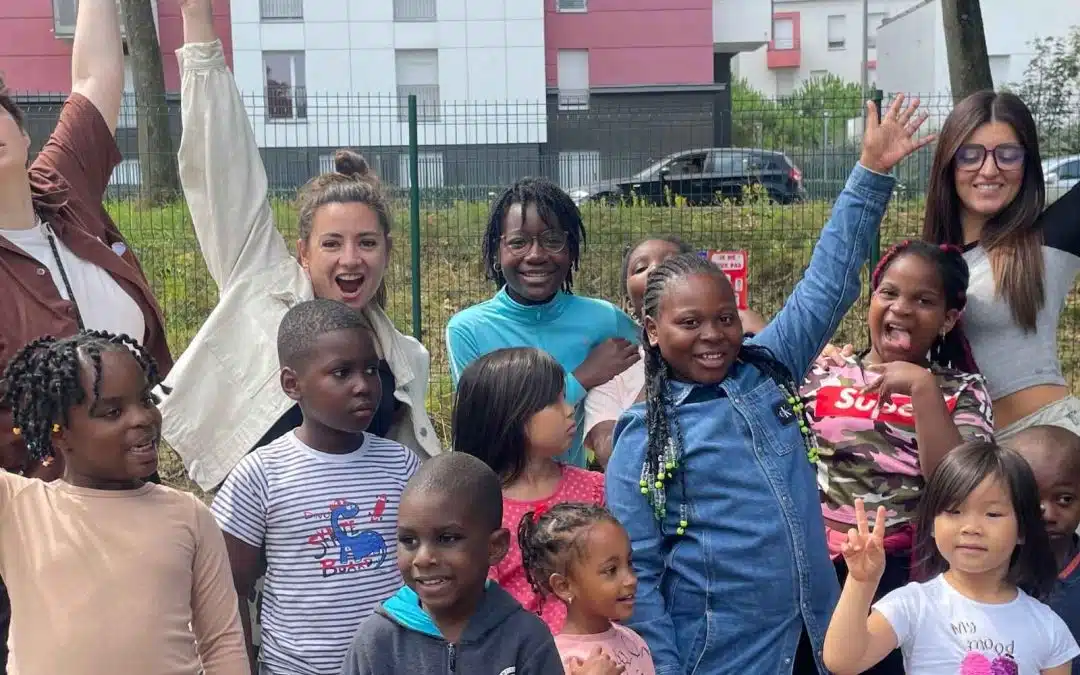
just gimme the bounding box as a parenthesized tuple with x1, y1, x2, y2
(211, 300, 420, 675)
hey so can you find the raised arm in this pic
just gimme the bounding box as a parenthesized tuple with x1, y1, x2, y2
(177, 0, 291, 291)
(71, 0, 124, 133)
(755, 96, 933, 380)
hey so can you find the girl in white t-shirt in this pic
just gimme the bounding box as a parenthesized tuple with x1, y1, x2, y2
(823, 440, 1079, 675)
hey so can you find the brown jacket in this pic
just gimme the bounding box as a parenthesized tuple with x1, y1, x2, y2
(0, 93, 172, 474)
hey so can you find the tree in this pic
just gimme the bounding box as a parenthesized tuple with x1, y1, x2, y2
(1009, 27, 1080, 156)
(117, 0, 180, 203)
(941, 0, 994, 102)
(731, 75, 864, 149)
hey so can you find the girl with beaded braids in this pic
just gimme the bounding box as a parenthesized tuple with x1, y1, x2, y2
(605, 94, 935, 675)
(799, 239, 993, 675)
(0, 330, 249, 673)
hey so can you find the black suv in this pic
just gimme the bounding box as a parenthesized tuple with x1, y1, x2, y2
(567, 148, 806, 206)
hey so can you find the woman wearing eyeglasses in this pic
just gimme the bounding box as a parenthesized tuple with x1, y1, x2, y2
(445, 177, 640, 468)
(922, 90, 1080, 439)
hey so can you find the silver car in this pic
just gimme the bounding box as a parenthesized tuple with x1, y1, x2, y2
(1043, 155, 1080, 205)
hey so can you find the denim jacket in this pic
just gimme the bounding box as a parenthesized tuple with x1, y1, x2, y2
(607, 164, 895, 675)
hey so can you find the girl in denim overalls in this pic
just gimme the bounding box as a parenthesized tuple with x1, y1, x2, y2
(605, 95, 933, 675)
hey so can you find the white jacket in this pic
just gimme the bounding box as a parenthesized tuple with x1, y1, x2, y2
(161, 41, 441, 490)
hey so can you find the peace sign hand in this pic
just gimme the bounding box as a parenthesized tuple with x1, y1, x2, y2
(842, 499, 888, 584)
(859, 94, 936, 174)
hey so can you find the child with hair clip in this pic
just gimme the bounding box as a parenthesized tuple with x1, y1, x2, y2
(802, 239, 994, 674)
(519, 502, 656, 675)
(584, 236, 767, 468)
(824, 441, 1079, 675)
(452, 347, 605, 634)
(606, 94, 934, 675)
(0, 330, 248, 674)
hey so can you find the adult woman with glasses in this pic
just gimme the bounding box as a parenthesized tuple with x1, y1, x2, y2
(922, 90, 1080, 439)
(445, 177, 640, 468)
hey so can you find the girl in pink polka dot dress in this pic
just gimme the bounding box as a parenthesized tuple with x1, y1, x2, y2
(451, 347, 606, 633)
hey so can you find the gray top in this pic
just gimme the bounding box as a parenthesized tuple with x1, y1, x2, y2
(961, 184, 1080, 400)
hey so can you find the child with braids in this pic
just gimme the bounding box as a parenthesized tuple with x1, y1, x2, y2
(519, 503, 656, 674)
(0, 330, 248, 674)
(801, 239, 994, 675)
(446, 177, 641, 468)
(605, 95, 934, 675)
(452, 347, 605, 634)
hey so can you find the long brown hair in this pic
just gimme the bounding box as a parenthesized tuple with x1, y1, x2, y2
(921, 91, 1045, 331)
(295, 149, 392, 308)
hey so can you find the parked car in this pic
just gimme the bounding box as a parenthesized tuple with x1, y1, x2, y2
(1043, 155, 1080, 206)
(567, 148, 806, 206)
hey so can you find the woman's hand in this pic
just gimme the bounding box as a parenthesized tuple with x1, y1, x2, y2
(178, 0, 216, 43)
(574, 338, 640, 391)
(567, 647, 626, 675)
(842, 499, 888, 584)
(862, 361, 937, 403)
(859, 94, 936, 174)
(815, 342, 855, 369)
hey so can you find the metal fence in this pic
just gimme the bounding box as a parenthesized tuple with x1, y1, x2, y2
(11, 90, 1080, 441)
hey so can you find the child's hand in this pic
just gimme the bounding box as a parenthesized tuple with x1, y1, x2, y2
(575, 338, 640, 390)
(566, 647, 626, 675)
(842, 499, 888, 584)
(862, 361, 936, 402)
(859, 94, 936, 174)
(815, 342, 855, 369)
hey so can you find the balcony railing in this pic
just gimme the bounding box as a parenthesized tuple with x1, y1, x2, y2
(394, 0, 436, 21)
(397, 85, 441, 122)
(557, 89, 590, 111)
(261, 0, 303, 20)
(557, 0, 587, 11)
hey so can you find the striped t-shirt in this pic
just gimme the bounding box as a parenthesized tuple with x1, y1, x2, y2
(211, 431, 419, 675)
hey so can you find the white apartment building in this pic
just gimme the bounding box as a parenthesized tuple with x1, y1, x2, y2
(734, 0, 917, 97)
(230, 0, 548, 185)
(877, 0, 1080, 97)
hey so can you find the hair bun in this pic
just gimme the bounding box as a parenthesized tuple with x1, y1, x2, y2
(334, 149, 373, 179)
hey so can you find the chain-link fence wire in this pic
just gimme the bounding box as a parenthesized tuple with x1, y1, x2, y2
(12, 91, 1080, 444)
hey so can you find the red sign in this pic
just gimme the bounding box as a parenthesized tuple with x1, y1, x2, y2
(702, 250, 748, 310)
(814, 385, 960, 427)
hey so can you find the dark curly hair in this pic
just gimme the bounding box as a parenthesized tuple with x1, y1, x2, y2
(517, 503, 621, 604)
(1, 331, 168, 462)
(482, 177, 584, 292)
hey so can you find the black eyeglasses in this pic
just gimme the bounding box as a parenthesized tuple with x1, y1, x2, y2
(501, 230, 568, 255)
(954, 143, 1026, 171)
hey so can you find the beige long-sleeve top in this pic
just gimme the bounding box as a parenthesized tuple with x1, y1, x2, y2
(0, 472, 249, 675)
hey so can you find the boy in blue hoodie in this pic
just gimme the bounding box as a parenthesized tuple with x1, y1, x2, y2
(339, 452, 562, 674)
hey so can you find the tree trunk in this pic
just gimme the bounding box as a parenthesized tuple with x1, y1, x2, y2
(941, 0, 995, 103)
(117, 0, 180, 204)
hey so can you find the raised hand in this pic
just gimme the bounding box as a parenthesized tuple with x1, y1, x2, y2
(859, 94, 936, 174)
(178, 0, 215, 43)
(842, 499, 888, 584)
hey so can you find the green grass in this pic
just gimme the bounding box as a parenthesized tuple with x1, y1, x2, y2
(105, 195, 1080, 500)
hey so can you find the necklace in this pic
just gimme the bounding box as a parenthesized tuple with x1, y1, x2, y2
(40, 219, 85, 330)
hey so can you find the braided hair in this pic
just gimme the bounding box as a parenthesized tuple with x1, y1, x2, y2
(482, 177, 584, 292)
(870, 239, 978, 372)
(640, 253, 804, 529)
(517, 503, 621, 607)
(619, 235, 694, 311)
(0, 331, 168, 462)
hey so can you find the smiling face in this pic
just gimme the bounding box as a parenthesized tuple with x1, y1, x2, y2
(0, 99, 29, 179)
(554, 520, 638, 624)
(645, 272, 743, 384)
(625, 239, 686, 318)
(933, 475, 1021, 580)
(869, 253, 959, 364)
(498, 202, 571, 303)
(55, 349, 162, 489)
(298, 202, 391, 310)
(953, 121, 1025, 225)
(281, 327, 382, 447)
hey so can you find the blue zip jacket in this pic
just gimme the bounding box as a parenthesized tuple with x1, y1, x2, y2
(607, 163, 896, 675)
(446, 289, 638, 466)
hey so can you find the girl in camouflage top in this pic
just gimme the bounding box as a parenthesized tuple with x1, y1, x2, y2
(801, 239, 994, 674)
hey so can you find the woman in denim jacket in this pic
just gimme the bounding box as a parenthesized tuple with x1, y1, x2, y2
(606, 95, 934, 675)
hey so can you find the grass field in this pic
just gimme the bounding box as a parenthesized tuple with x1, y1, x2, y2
(104, 195, 1080, 501)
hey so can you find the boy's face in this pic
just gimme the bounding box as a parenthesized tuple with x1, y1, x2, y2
(281, 327, 382, 435)
(396, 490, 509, 622)
(1015, 442, 1080, 542)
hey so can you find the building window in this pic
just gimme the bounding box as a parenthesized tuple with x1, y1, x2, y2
(558, 151, 600, 189)
(394, 0, 436, 21)
(118, 57, 136, 129)
(556, 0, 587, 11)
(827, 15, 846, 50)
(773, 18, 795, 50)
(263, 51, 307, 120)
(395, 50, 440, 122)
(775, 69, 796, 97)
(866, 13, 886, 48)
(261, 0, 302, 20)
(53, 0, 156, 38)
(557, 50, 590, 111)
(398, 152, 445, 189)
